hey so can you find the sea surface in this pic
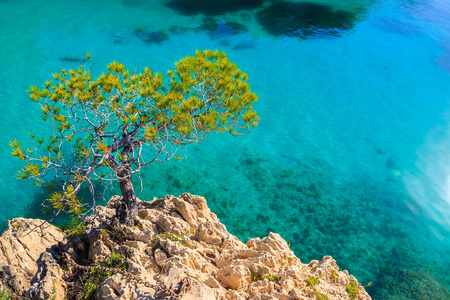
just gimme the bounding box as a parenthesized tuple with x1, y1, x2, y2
(1, 0, 449, 298)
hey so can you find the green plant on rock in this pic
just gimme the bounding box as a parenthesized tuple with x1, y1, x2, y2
(307, 275, 320, 287)
(251, 271, 261, 282)
(0, 288, 22, 300)
(0, 288, 12, 300)
(49, 281, 57, 300)
(79, 252, 128, 300)
(262, 273, 277, 282)
(11, 221, 21, 228)
(314, 290, 328, 300)
(346, 280, 361, 300)
(330, 269, 339, 283)
(11, 50, 259, 227)
(58, 217, 86, 241)
(152, 232, 188, 248)
(307, 275, 328, 300)
(134, 221, 143, 230)
(103, 226, 131, 244)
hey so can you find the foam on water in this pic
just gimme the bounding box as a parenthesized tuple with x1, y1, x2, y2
(405, 114, 450, 230)
(0, 0, 449, 298)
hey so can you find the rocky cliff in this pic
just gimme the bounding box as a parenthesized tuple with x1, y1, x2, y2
(0, 193, 371, 300)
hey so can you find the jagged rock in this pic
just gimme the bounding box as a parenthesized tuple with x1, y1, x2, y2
(276, 265, 306, 283)
(179, 193, 218, 223)
(97, 274, 147, 299)
(173, 197, 198, 227)
(88, 229, 112, 262)
(85, 205, 116, 231)
(204, 275, 223, 289)
(157, 213, 191, 235)
(137, 209, 161, 224)
(154, 248, 168, 265)
(194, 221, 229, 244)
(0, 218, 67, 298)
(0, 194, 372, 300)
(26, 251, 67, 300)
(216, 265, 252, 291)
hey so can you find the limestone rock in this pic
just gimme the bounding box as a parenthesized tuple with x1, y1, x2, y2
(157, 213, 191, 235)
(0, 218, 66, 298)
(97, 274, 152, 300)
(85, 205, 116, 231)
(0, 193, 372, 300)
(88, 229, 112, 262)
(26, 251, 67, 300)
(194, 221, 229, 244)
(216, 265, 252, 291)
(179, 193, 218, 223)
(173, 197, 198, 227)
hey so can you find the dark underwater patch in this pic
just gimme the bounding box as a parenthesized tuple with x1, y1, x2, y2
(134, 28, 169, 45)
(372, 246, 450, 300)
(218, 39, 231, 47)
(170, 18, 247, 39)
(111, 34, 125, 45)
(59, 57, 88, 63)
(233, 40, 256, 50)
(203, 18, 248, 39)
(256, 1, 356, 39)
(166, 0, 264, 16)
(386, 155, 400, 170)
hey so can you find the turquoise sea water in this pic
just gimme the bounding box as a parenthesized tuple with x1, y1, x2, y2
(1, 0, 449, 298)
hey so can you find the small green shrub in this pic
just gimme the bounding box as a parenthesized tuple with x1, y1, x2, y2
(50, 281, 57, 300)
(314, 290, 328, 300)
(134, 222, 143, 230)
(153, 232, 188, 248)
(79, 253, 128, 300)
(330, 269, 339, 283)
(59, 217, 86, 242)
(251, 272, 260, 282)
(0, 288, 23, 300)
(262, 273, 277, 282)
(11, 221, 21, 228)
(0, 288, 13, 300)
(307, 276, 320, 287)
(346, 280, 361, 300)
(105, 227, 131, 244)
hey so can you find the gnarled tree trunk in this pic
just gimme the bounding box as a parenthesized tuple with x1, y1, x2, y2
(116, 145, 137, 226)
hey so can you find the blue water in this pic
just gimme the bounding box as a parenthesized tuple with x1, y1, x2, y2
(1, 0, 449, 298)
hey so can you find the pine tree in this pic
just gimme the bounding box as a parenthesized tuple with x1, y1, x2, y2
(11, 50, 259, 226)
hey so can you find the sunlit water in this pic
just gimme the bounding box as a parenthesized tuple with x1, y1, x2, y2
(1, 0, 449, 298)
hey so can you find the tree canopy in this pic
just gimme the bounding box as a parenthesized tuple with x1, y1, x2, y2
(11, 50, 259, 226)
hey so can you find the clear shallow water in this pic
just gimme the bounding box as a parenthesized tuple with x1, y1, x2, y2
(1, 0, 449, 298)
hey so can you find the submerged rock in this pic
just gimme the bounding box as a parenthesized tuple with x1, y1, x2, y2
(134, 28, 169, 45)
(0, 194, 372, 299)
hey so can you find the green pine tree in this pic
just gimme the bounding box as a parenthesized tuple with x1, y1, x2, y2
(11, 50, 259, 226)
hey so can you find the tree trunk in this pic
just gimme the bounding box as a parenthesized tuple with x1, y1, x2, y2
(116, 146, 137, 226)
